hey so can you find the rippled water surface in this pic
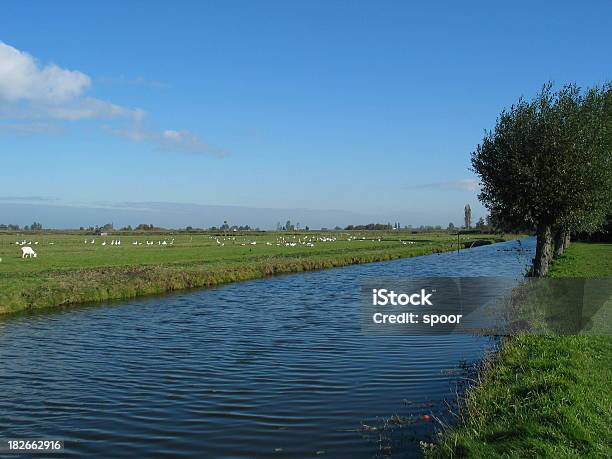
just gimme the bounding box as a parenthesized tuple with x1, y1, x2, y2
(0, 238, 535, 458)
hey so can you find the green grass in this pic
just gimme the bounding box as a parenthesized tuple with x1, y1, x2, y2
(547, 243, 612, 278)
(0, 230, 512, 314)
(429, 242, 612, 458)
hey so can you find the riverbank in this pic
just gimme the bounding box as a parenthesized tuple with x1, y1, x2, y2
(429, 242, 612, 457)
(0, 231, 516, 314)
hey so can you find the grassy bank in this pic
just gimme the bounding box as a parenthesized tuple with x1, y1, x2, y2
(430, 242, 612, 458)
(0, 231, 514, 314)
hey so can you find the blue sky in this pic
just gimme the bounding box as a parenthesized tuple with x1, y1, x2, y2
(1, 1, 611, 228)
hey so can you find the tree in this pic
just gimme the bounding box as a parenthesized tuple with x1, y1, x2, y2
(343, 223, 394, 230)
(447, 222, 455, 231)
(472, 82, 612, 276)
(475, 217, 485, 228)
(464, 204, 472, 228)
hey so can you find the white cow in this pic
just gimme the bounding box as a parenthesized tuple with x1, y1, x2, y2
(21, 246, 37, 258)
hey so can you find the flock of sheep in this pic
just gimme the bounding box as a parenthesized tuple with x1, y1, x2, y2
(209, 234, 417, 248)
(10, 234, 417, 261)
(83, 238, 176, 246)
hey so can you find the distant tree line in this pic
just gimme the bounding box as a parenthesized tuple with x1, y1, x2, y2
(0, 222, 43, 231)
(0, 223, 22, 231)
(447, 214, 490, 233)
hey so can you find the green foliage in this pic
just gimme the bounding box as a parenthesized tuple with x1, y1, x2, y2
(473, 82, 612, 234)
(472, 82, 612, 276)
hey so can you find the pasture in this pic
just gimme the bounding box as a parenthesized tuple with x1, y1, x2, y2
(0, 230, 514, 314)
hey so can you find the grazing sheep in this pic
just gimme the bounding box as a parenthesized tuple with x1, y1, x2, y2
(21, 246, 37, 258)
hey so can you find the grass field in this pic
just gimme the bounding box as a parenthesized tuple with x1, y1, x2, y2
(429, 243, 612, 458)
(0, 230, 512, 314)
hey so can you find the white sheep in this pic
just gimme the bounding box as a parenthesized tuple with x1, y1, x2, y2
(21, 246, 37, 258)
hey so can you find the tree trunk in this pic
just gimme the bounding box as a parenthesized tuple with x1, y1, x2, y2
(563, 231, 571, 251)
(533, 224, 553, 277)
(553, 227, 565, 258)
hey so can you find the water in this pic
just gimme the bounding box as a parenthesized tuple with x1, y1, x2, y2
(0, 238, 535, 458)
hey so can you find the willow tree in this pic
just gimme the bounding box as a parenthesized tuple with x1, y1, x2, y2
(472, 83, 612, 277)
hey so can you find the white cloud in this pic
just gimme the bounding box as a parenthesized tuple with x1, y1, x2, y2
(97, 75, 167, 89)
(109, 125, 226, 156)
(406, 179, 479, 192)
(160, 130, 206, 152)
(1, 42, 223, 156)
(109, 123, 150, 141)
(0, 122, 64, 135)
(41, 97, 145, 121)
(0, 42, 143, 121)
(0, 42, 90, 103)
(448, 179, 479, 191)
(0, 195, 58, 202)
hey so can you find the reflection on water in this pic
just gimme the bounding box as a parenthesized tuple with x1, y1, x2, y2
(0, 238, 535, 458)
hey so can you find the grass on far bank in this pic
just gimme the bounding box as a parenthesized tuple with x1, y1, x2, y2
(429, 242, 612, 458)
(0, 230, 514, 314)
